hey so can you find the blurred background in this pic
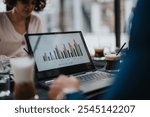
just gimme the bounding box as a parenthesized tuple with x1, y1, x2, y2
(0, 0, 136, 55)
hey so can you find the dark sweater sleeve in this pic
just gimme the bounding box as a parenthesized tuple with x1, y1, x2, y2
(65, 91, 85, 100)
(102, 0, 150, 100)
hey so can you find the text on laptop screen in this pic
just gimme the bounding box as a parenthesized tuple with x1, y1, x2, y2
(28, 33, 90, 72)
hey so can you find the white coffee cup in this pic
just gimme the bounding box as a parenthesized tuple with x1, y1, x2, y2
(10, 57, 36, 99)
(10, 57, 35, 83)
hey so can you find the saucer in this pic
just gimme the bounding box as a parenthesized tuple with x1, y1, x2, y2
(93, 57, 105, 61)
(105, 69, 120, 73)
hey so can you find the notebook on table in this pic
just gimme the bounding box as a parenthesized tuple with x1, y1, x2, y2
(25, 31, 114, 93)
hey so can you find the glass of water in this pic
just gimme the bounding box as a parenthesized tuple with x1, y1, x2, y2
(0, 75, 10, 98)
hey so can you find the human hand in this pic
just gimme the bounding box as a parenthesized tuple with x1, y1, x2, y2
(48, 75, 80, 100)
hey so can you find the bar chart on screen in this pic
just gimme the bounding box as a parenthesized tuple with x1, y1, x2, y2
(30, 34, 90, 72)
(42, 40, 83, 62)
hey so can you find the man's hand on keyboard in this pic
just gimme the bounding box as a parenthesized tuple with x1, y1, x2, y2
(48, 75, 80, 100)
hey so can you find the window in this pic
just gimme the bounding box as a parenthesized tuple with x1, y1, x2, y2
(0, 1, 6, 12)
(0, 0, 135, 54)
(37, 0, 135, 53)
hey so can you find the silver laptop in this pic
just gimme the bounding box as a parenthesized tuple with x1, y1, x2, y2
(25, 31, 114, 93)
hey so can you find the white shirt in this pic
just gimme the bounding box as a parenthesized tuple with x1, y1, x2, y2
(0, 12, 42, 57)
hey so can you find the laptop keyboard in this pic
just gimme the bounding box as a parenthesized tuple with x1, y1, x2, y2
(43, 71, 115, 92)
(76, 71, 114, 83)
(75, 71, 115, 93)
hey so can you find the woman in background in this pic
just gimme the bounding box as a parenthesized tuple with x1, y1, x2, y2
(0, 0, 46, 57)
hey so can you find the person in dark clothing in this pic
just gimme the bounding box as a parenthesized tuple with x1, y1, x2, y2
(48, 0, 150, 100)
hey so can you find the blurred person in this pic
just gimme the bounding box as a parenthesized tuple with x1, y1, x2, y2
(48, 0, 150, 100)
(0, 0, 46, 57)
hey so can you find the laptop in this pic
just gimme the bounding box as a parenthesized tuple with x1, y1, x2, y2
(25, 31, 114, 93)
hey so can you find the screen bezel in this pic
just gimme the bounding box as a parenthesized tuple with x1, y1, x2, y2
(25, 31, 95, 81)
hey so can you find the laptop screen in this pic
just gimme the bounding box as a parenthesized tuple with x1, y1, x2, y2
(25, 31, 95, 79)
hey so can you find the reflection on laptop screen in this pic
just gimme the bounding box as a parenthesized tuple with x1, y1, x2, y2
(28, 32, 90, 72)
